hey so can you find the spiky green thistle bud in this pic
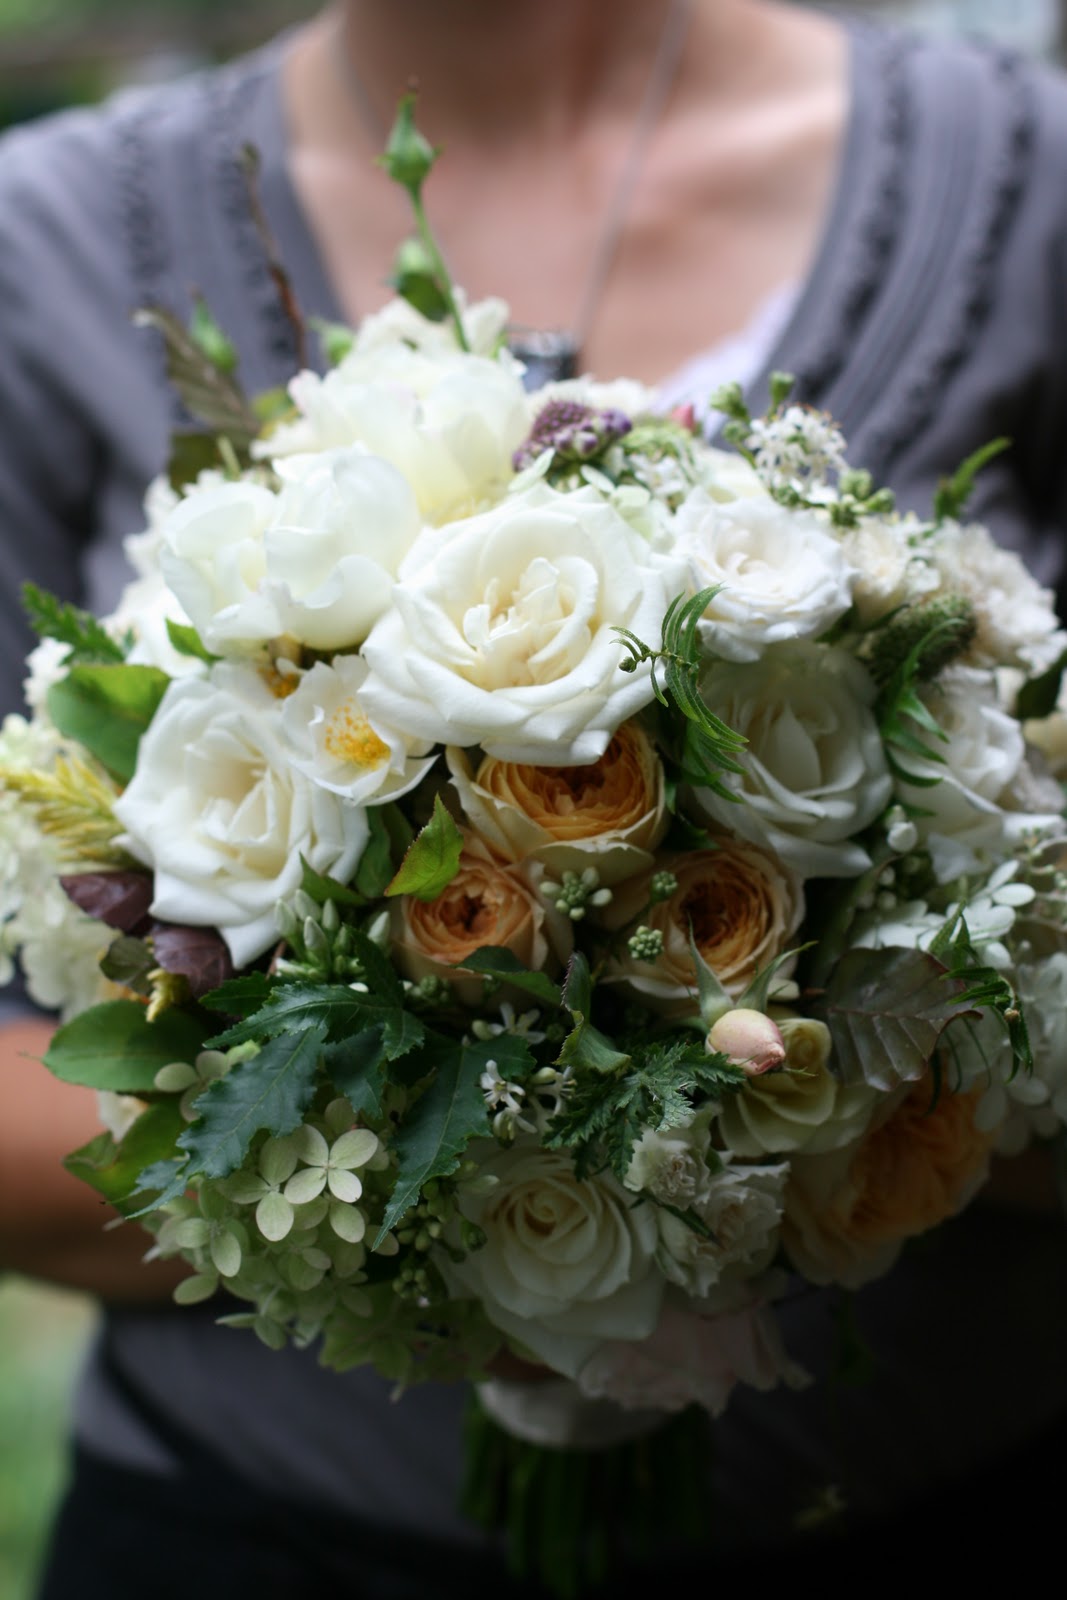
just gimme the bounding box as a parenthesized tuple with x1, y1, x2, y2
(867, 594, 978, 687)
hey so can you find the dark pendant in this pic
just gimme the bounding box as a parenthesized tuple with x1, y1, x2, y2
(507, 328, 580, 392)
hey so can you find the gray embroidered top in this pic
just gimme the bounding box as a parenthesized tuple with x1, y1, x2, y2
(1, 17, 1066, 1545)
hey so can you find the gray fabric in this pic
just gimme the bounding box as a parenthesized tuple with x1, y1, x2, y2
(2, 16, 1067, 1544)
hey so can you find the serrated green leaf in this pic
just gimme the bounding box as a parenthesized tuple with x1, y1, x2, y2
(133, 305, 259, 447)
(354, 807, 401, 899)
(124, 1156, 191, 1218)
(165, 618, 220, 665)
(178, 1023, 326, 1179)
(44, 1000, 209, 1092)
(454, 947, 561, 1008)
(299, 854, 367, 909)
(385, 792, 463, 901)
(205, 984, 372, 1047)
(198, 973, 274, 1017)
(47, 663, 171, 783)
(21, 582, 127, 665)
(561, 951, 593, 1019)
(376, 1035, 512, 1242)
(812, 946, 980, 1091)
(324, 1031, 389, 1119)
(64, 1100, 186, 1212)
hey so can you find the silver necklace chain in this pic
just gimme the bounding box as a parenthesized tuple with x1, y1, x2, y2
(332, 0, 693, 385)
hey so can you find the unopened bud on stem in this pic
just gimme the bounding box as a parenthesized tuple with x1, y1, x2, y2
(706, 1008, 787, 1077)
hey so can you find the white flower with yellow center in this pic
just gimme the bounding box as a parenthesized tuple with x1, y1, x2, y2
(281, 657, 435, 805)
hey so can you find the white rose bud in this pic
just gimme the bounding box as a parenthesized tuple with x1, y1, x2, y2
(706, 1009, 787, 1077)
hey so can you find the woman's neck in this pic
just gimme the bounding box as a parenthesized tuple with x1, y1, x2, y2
(335, 0, 692, 149)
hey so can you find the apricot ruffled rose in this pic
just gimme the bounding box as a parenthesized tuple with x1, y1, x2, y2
(389, 832, 569, 1005)
(605, 836, 803, 1010)
(446, 721, 667, 885)
(782, 1077, 995, 1288)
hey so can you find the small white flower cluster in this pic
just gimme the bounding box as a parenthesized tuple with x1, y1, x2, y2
(746, 404, 847, 493)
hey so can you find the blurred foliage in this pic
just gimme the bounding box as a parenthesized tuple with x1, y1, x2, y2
(0, 0, 318, 126)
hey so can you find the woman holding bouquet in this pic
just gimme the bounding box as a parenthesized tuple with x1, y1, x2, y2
(1, 0, 1066, 1593)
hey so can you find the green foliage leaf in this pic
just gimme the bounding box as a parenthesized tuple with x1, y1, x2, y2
(299, 855, 367, 909)
(165, 432, 225, 492)
(1016, 646, 1067, 722)
(188, 294, 238, 373)
(178, 1023, 326, 1179)
(932, 436, 1011, 523)
(99, 934, 156, 995)
(559, 952, 630, 1076)
(133, 305, 259, 448)
(124, 1156, 191, 1218)
(310, 317, 355, 367)
(324, 1032, 390, 1119)
(47, 663, 170, 782)
(21, 583, 128, 665)
(354, 806, 403, 899)
(44, 1000, 209, 1092)
(377, 1035, 529, 1242)
(811, 946, 980, 1091)
(64, 1100, 186, 1213)
(385, 792, 463, 901)
(454, 948, 561, 1008)
(205, 984, 376, 1048)
(165, 618, 220, 665)
(198, 973, 273, 1017)
(544, 1037, 743, 1181)
(389, 236, 451, 322)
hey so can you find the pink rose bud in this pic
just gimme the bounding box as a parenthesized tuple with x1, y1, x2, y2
(669, 402, 698, 433)
(706, 1009, 787, 1077)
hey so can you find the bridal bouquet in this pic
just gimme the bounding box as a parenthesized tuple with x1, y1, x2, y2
(4, 105, 1067, 1591)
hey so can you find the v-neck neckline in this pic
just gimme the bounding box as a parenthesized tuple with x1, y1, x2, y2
(243, 17, 898, 410)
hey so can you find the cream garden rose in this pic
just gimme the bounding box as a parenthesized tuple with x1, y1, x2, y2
(359, 482, 686, 764)
(113, 664, 368, 966)
(673, 490, 855, 662)
(716, 1016, 879, 1156)
(446, 720, 667, 885)
(445, 1142, 663, 1376)
(782, 1077, 994, 1288)
(691, 642, 892, 877)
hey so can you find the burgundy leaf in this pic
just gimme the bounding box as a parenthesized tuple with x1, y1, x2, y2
(60, 871, 154, 933)
(149, 922, 235, 999)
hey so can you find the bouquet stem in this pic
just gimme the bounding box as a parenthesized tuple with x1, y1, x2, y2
(460, 1392, 713, 1597)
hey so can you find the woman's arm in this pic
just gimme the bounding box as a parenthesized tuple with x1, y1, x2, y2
(0, 1015, 186, 1300)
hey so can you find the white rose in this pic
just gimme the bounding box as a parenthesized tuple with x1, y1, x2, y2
(359, 483, 686, 765)
(716, 1016, 879, 1157)
(109, 571, 203, 680)
(654, 1159, 788, 1298)
(113, 664, 367, 966)
(263, 340, 528, 524)
(691, 643, 892, 877)
(160, 452, 422, 655)
(576, 1291, 808, 1416)
(894, 666, 1031, 882)
(445, 1143, 663, 1377)
(673, 490, 855, 663)
(838, 514, 939, 625)
(351, 291, 511, 359)
(263, 451, 423, 650)
(280, 657, 435, 805)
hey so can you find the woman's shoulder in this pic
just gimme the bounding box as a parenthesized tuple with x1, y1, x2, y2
(0, 40, 285, 316)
